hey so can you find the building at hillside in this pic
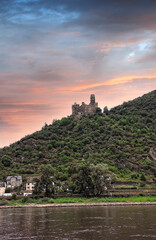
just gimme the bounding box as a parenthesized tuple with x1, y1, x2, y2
(6, 176, 22, 189)
(26, 178, 36, 192)
(0, 182, 6, 196)
(72, 94, 98, 116)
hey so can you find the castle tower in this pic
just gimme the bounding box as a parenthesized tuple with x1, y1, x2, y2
(90, 94, 95, 105)
(72, 94, 98, 116)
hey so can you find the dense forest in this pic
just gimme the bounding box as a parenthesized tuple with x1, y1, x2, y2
(0, 90, 156, 190)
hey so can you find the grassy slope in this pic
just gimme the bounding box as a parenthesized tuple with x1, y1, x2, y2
(0, 90, 156, 183)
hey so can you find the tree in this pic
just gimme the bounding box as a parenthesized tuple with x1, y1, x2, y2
(96, 107, 102, 114)
(90, 164, 112, 197)
(103, 106, 109, 115)
(73, 163, 113, 197)
(72, 164, 94, 197)
(140, 173, 146, 182)
(1, 155, 12, 167)
(32, 179, 42, 195)
(33, 165, 55, 197)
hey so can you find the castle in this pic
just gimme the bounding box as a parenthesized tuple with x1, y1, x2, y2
(72, 94, 98, 116)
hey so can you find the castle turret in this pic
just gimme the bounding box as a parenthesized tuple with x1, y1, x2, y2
(90, 94, 95, 105)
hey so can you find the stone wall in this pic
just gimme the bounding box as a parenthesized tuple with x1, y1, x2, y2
(72, 94, 98, 116)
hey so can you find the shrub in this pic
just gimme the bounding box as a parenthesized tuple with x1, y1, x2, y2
(140, 174, 146, 182)
(48, 198, 54, 204)
(108, 166, 118, 172)
(140, 183, 146, 188)
(131, 173, 138, 179)
(1, 155, 12, 167)
(0, 199, 9, 206)
(11, 193, 17, 200)
(5, 188, 12, 193)
(22, 197, 28, 203)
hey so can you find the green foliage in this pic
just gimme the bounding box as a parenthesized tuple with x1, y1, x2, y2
(5, 188, 12, 193)
(72, 163, 113, 197)
(33, 165, 55, 197)
(11, 193, 17, 200)
(2, 196, 156, 206)
(96, 107, 102, 114)
(0, 199, 9, 206)
(1, 155, 12, 167)
(0, 90, 155, 185)
(22, 197, 28, 203)
(90, 164, 113, 196)
(72, 164, 92, 197)
(140, 173, 146, 182)
(103, 106, 109, 115)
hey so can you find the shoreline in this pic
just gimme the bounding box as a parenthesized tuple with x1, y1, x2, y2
(1, 201, 156, 209)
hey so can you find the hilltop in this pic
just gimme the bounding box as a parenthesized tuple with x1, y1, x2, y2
(0, 90, 156, 185)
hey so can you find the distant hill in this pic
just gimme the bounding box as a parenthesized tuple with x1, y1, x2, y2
(0, 90, 156, 184)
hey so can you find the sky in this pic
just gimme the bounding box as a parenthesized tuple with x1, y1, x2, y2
(0, 0, 156, 148)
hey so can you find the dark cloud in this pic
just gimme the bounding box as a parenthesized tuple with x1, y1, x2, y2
(1, 0, 156, 32)
(1, 0, 156, 62)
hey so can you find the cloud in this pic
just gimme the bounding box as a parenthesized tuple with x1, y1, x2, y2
(59, 74, 156, 92)
(137, 42, 156, 64)
(0, 103, 53, 112)
(1, 0, 156, 32)
(0, 117, 10, 127)
(0, 0, 156, 147)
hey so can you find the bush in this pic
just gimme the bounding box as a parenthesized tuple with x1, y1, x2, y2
(108, 166, 118, 172)
(131, 173, 138, 179)
(1, 155, 12, 167)
(11, 193, 17, 200)
(37, 197, 50, 204)
(0, 199, 9, 206)
(22, 197, 28, 203)
(5, 188, 12, 193)
(140, 174, 146, 182)
(140, 183, 146, 188)
(41, 197, 49, 203)
(48, 198, 54, 204)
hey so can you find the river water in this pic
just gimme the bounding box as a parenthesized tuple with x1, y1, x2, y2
(0, 205, 156, 240)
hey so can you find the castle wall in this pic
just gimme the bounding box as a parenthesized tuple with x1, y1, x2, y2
(72, 95, 98, 116)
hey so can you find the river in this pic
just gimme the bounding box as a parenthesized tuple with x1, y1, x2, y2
(0, 205, 156, 240)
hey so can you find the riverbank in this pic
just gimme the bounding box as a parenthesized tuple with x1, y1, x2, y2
(1, 201, 156, 209)
(0, 196, 156, 208)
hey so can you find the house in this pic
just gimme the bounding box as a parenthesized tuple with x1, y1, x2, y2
(6, 176, 22, 189)
(0, 182, 6, 196)
(26, 178, 36, 192)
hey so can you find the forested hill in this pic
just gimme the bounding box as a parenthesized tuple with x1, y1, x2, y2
(0, 90, 156, 183)
(110, 90, 156, 127)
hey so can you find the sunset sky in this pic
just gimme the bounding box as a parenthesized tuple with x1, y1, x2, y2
(0, 0, 156, 147)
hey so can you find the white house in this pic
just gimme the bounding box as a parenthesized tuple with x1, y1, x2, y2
(0, 182, 6, 196)
(26, 178, 36, 192)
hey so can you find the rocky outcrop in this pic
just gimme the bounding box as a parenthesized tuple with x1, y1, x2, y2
(149, 147, 156, 161)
